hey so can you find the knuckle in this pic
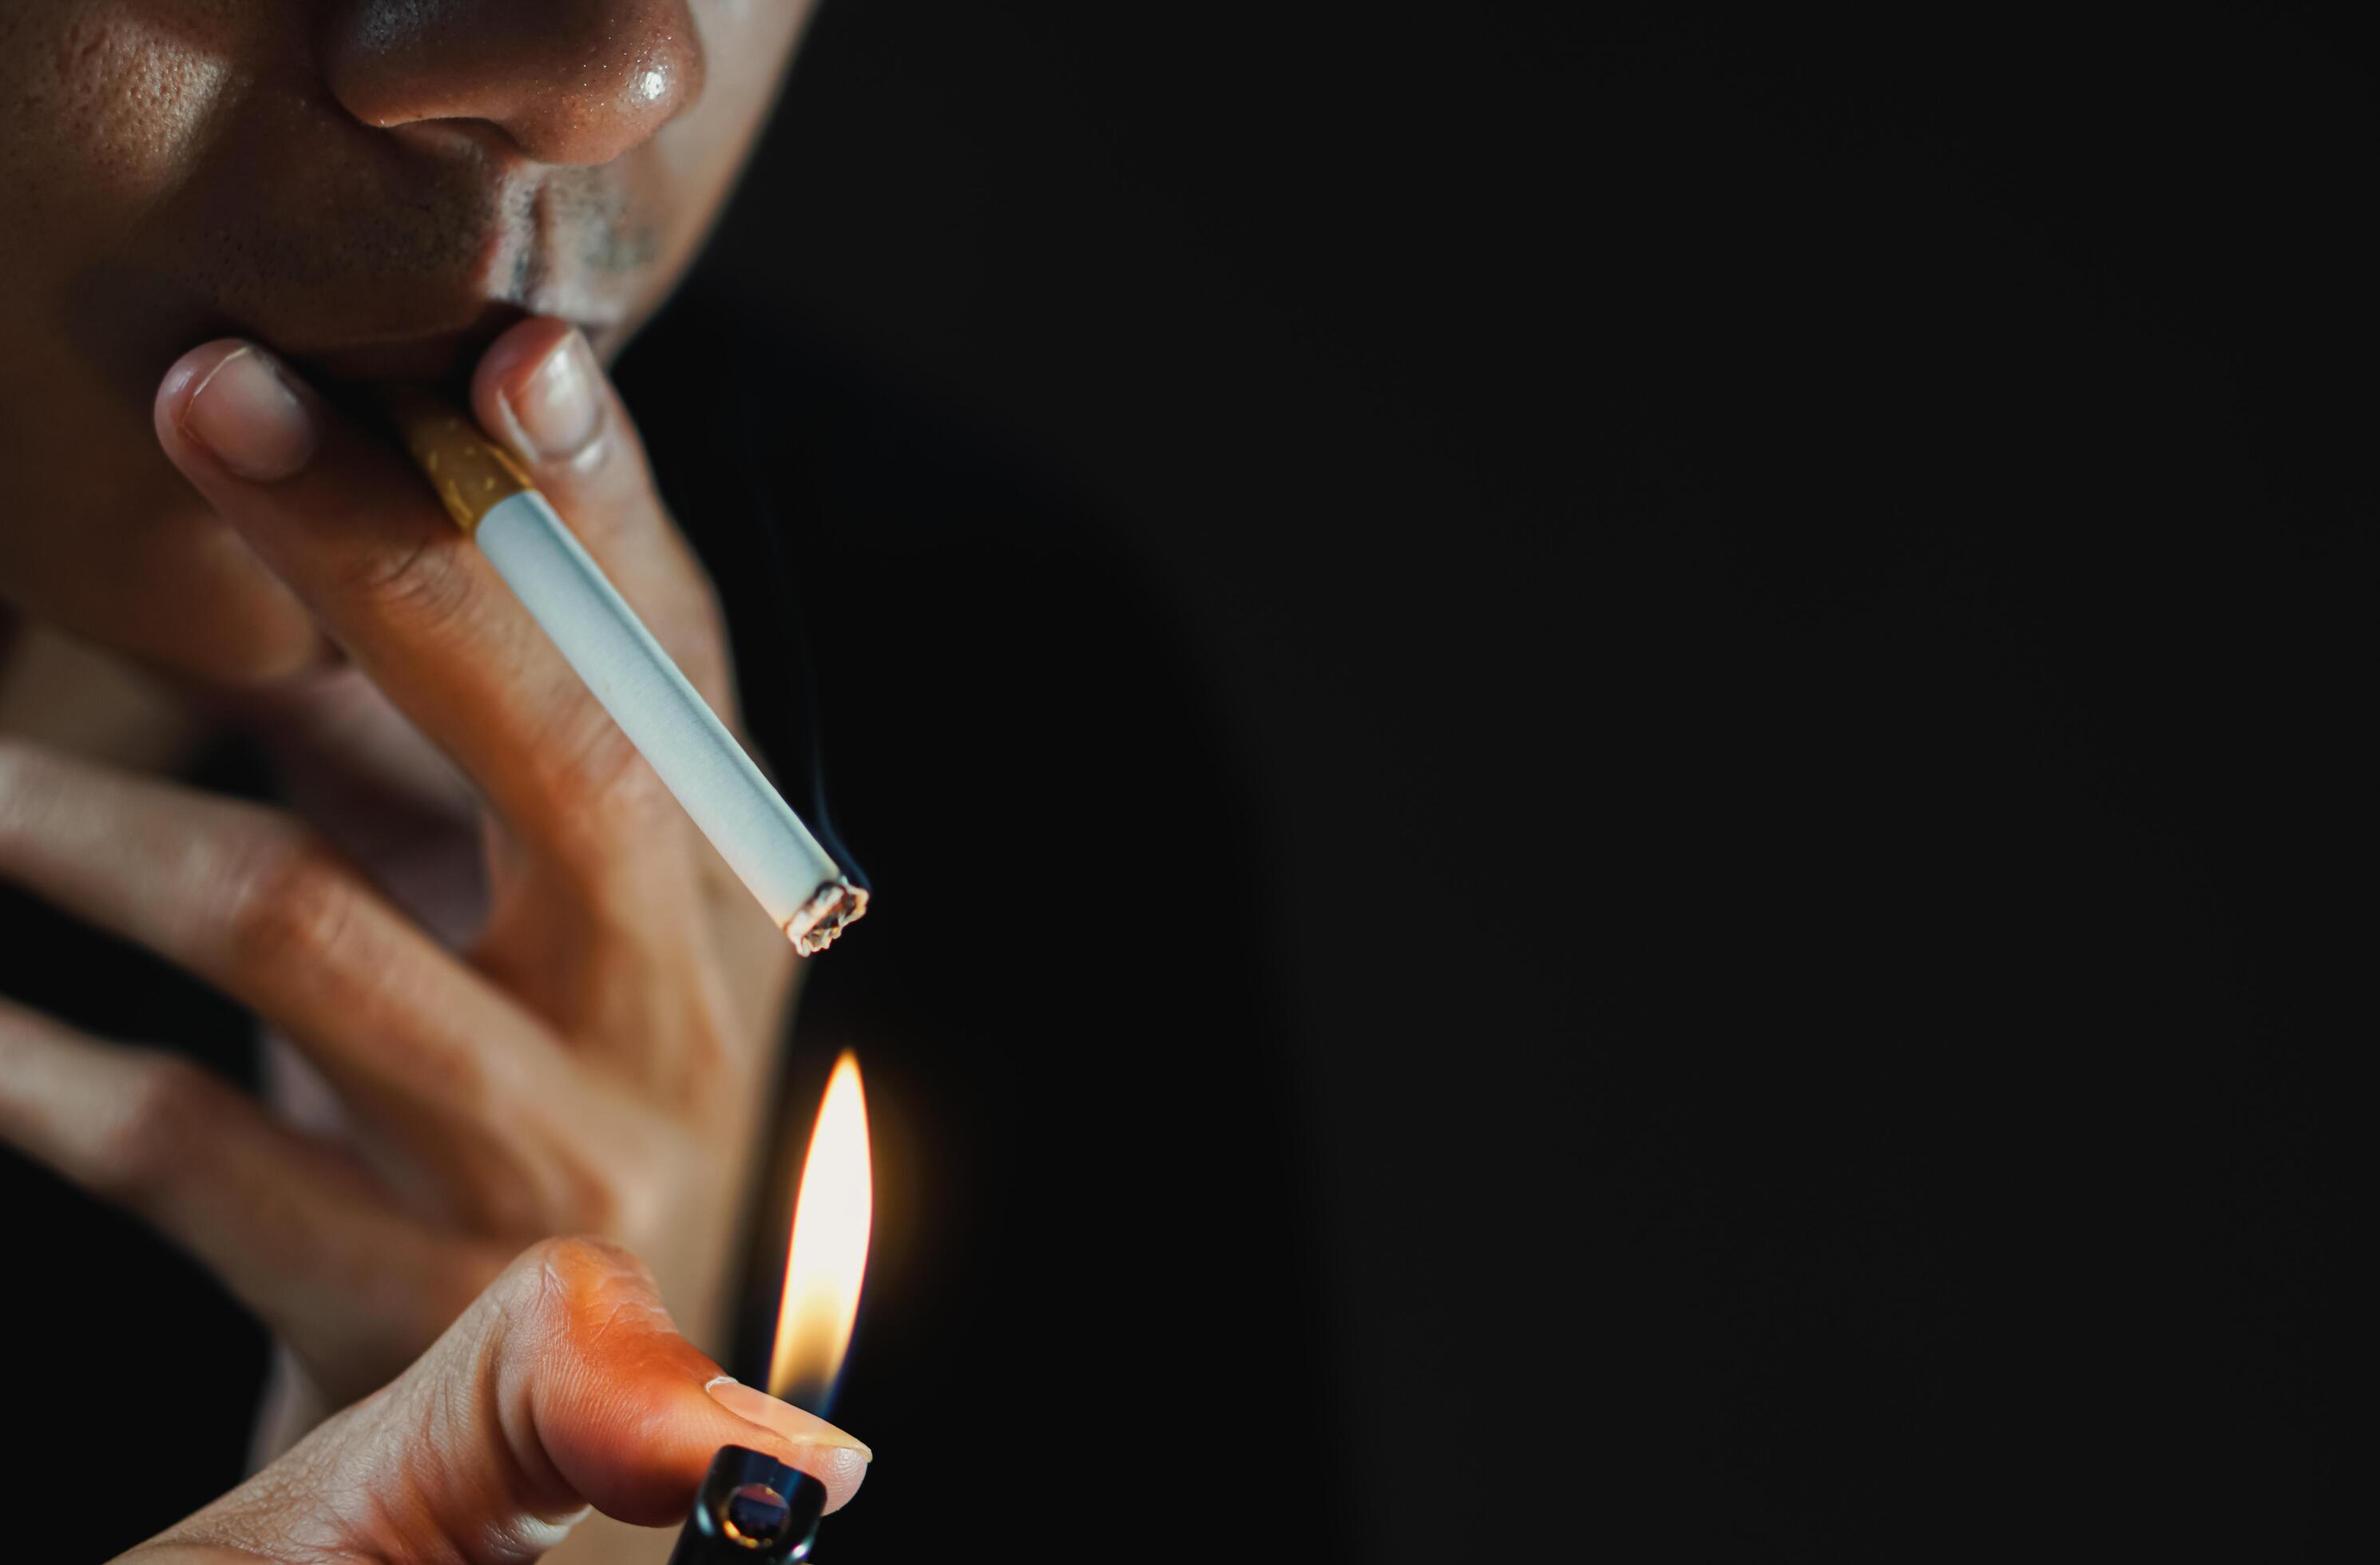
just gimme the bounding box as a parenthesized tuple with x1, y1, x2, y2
(534, 715, 676, 854)
(500, 1235, 656, 1333)
(89, 1052, 218, 1200)
(220, 830, 357, 973)
(548, 712, 648, 806)
(342, 528, 474, 624)
(539, 1234, 641, 1278)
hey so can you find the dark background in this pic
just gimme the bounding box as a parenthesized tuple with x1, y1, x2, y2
(4, 6, 2358, 1559)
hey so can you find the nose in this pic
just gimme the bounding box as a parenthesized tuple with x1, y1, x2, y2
(322, 0, 706, 166)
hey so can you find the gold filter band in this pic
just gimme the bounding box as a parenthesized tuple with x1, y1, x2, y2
(388, 390, 534, 536)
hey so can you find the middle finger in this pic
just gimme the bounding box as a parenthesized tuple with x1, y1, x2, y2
(0, 739, 580, 1192)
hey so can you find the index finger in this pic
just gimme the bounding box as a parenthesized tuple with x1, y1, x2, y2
(154, 340, 687, 882)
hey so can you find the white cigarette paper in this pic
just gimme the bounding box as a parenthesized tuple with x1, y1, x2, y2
(391, 394, 863, 952)
(471, 489, 861, 950)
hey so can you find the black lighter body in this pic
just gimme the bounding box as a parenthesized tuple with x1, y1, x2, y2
(667, 1445, 830, 1565)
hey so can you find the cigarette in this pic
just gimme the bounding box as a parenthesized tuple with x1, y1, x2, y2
(667, 1445, 827, 1564)
(390, 394, 867, 954)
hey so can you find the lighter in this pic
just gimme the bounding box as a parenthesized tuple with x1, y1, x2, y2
(667, 1445, 831, 1564)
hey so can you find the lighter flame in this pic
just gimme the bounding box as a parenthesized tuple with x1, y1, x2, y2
(769, 1051, 873, 1403)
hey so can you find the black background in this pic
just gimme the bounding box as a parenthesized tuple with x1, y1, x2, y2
(3, 6, 2358, 1559)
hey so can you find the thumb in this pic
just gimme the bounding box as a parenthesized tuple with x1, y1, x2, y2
(135, 1238, 869, 1564)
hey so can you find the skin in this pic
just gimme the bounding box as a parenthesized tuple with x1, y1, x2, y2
(0, 3, 864, 1559)
(121, 1238, 870, 1564)
(0, 0, 807, 679)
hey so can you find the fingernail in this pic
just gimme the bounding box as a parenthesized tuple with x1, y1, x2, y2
(181, 347, 317, 481)
(502, 330, 602, 464)
(705, 1376, 873, 1463)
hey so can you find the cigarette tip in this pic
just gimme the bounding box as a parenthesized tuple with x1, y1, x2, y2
(785, 878, 870, 956)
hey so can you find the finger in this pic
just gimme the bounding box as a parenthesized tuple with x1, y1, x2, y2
(153, 340, 686, 886)
(0, 995, 319, 1237)
(474, 316, 737, 715)
(0, 739, 584, 1209)
(0, 997, 482, 1397)
(202, 661, 481, 830)
(495, 1239, 871, 1523)
(147, 1238, 870, 1562)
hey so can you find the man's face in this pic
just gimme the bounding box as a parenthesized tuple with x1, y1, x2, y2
(0, 0, 813, 683)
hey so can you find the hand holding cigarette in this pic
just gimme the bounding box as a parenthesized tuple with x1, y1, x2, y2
(0, 320, 835, 1559)
(112, 1238, 867, 1565)
(389, 390, 862, 954)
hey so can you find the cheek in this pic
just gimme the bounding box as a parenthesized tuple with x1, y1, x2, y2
(0, 4, 252, 223)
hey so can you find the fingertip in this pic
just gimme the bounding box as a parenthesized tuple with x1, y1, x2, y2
(154, 340, 320, 484)
(704, 1377, 873, 1512)
(153, 339, 255, 451)
(499, 1239, 877, 1525)
(811, 1444, 872, 1514)
(474, 316, 606, 470)
(473, 315, 578, 417)
(693, 1424, 870, 1519)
